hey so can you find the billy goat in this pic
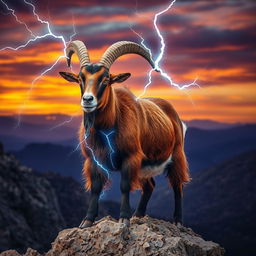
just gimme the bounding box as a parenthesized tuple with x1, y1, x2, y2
(59, 40, 190, 228)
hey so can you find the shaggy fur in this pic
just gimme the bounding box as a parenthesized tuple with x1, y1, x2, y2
(79, 85, 190, 192)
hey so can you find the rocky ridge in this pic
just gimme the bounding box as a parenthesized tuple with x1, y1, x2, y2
(1, 216, 225, 256)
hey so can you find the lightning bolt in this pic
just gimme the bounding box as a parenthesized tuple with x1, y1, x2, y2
(133, 0, 199, 99)
(0, 0, 76, 127)
(100, 130, 116, 169)
(83, 137, 110, 180)
(70, 130, 116, 199)
(0, 0, 35, 38)
(71, 132, 115, 199)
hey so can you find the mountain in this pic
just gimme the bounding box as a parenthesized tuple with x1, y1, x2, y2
(185, 119, 244, 130)
(0, 147, 65, 253)
(184, 124, 256, 171)
(13, 143, 83, 181)
(0, 143, 119, 253)
(0, 115, 78, 150)
(12, 125, 256, 179)
(10, 124, 256, 210)
(184, 150, 256, 256)
(1, 115, 254, 151)
(147, 150, 256, 256)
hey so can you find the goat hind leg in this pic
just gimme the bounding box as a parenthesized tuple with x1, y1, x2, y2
(173, 183, 183, 225)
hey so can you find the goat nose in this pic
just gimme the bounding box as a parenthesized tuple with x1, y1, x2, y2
(83, 95, 94, 103)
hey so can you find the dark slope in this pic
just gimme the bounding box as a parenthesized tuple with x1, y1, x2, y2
(13, 143, 83, 181)
(0, 143, 119, 253)
(0, 150, 65, 253)
(148, 150, 256, 256)
(184, 150, 256, 256)
(185, 124, 256, 171)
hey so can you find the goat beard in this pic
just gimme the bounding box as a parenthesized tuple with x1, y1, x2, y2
(84, 112, 95, 137)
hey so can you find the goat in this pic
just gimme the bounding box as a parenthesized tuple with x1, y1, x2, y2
(59, 40, 190, 228)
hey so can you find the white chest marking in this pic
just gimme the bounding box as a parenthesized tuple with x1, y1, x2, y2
(139, 154, 172, 179)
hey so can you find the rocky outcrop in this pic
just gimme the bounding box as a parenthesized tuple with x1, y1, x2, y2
(0, 216, 224, 256)
(0, 152, 65, 253)
(0, 148, 119, 254)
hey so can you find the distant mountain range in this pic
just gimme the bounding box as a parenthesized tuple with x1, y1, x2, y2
(185, 119, 244, 130)
(13, 143, 83, 181)
(10, 124, 256, 185)
(0, 115, 78, 150)
(1, 115, 253, 150)
(184, 124, 256, 171)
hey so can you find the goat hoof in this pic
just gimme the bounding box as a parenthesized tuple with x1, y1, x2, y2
(119, 218, 130, 227)
(133, 211, 145, 218)
(79, 219, 93, 228)
(174, 221, 182, 228)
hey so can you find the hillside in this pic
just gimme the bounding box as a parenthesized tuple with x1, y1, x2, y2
(0, 143, 119, 253)
(184, 124, 256, 171)
(13, 143, 83, 181)
(148, 150, 256, 256)
(184, 150, 256, 256)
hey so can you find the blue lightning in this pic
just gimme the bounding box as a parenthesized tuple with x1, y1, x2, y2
(70, 130, 116, 199)
(100, 130, 116, 169)
(0, 0, 76, 127)
(70, 135, 111, 180)
(83, 134, 110, 180)
(84, 132, 115, 199)
(133, 0, 199, 99)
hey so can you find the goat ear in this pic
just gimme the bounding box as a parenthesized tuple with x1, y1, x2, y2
(110, 73, 131, 84)
(59, 72, 79, 83)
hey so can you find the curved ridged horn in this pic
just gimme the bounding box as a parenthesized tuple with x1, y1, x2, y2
(66, 40, 90, 67)
(99, 41, 157, 70)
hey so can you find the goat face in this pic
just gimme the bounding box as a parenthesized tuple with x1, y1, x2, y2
(59, 64, 130, 113)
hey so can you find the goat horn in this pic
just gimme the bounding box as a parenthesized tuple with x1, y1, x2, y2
(99, 41, 157, 71)
(66, 40, 90, 67)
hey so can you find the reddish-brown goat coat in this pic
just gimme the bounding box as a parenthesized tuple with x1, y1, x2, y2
(79, 86, 190, 192)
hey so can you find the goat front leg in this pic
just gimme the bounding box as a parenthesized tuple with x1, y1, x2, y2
(119, 155, 141, 226)
(134, 178, 155, 218)
(80, 166, 104, 228)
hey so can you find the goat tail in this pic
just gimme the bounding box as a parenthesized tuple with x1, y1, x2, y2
(166, 143, 190, 192)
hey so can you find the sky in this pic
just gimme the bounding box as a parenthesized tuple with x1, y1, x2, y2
(0, 0, 255, 124)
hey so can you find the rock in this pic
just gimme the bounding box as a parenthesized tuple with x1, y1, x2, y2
(0, 248, 41, 256)
(1, 216, 223, 256)
(0, 250, 21, 256)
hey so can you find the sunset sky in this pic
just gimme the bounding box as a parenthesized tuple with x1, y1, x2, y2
(0, 0, 255, 124)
